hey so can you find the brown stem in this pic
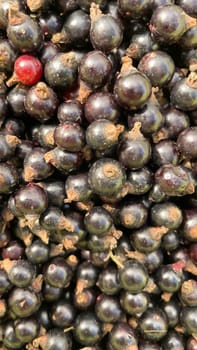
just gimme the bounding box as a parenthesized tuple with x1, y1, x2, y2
(185, 12, 197, 29)
(58, 216, 74, 232)
(120, 56, 134, 74)
(149, 226, 168, 240)
(126, 43, 138, 59)
(127, 121, 143, 139)
(152, 128, 168, 143)
(186, 72, 197, 88)
(49, 243, 64, 257)
(24, 167, 36, 182)
(5, 135, 21, 147)
(60, 52, 76, 68)
(8, 6, 26, 26)
(35, 82, 50, 99)
(52, 31, 69, 45)
(27, 0, 44, 12)
(161, 292, 173, 302)
(109, 251, 124, 269)
(6, 72, 19, 87)
(31, 274, 43, 292)
(77, 81, 92, 104)
(190, 62, 197, 72)
(90, 2, 102, 22)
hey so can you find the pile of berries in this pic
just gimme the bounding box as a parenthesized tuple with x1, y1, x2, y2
(0, 0, 196, 349)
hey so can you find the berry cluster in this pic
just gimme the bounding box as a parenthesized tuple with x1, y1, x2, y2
(0, 0, 196, 349)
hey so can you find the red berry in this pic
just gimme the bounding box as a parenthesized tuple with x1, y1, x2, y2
(14, 55, 43, 85)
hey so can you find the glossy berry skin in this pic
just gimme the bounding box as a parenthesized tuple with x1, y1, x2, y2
(139, 308, 168, 341)
(138, 340, 162, 350)
(0, 269, 11, 294)
(88, 158, 126, 196)
(155, 164, 195, 197)
(51, 300, 75, 327)
(57, 100, 83, 125)
(44, 52, 78, 89)
(3, 117, 25, 137)
(119, 259, 148, 292)
(43, 283, 63, 303)
(42, 329, 72, 350)
(85, 206, 113, 236)
(38, 180, 65, 208)
(179, 26, 197, 50)
(180, 307, 197, 335)
(25, 82, 59, 122)
(120, 291, 149, 316)
(7, 10, 42, 52)
(118, 127, 151, 170)
(97, 266, 121, 295)
(138, 51, 175, 87)
(57, 9, 91, 48)
(74, 312, 103, 346)
(7, 84, 29, 116)
(24, 147, 54, 182)
(15, 318, 39, 343)
(151, 202, 182, 229)
(2, 241, 24, 260)
(128, 31, 159, 61)
(162, 108, 190, 140)
(13, 55, 43, 86)
(7, 260, 35, 288)
(127, 167, 153, 195)
(145, 249, 164, 273)
(177, 127, 197, 160)
(131, 226, 167, 253)
(3, 322, 23, 350)
(0, 133, 20, 161)
(8, 287, 41, 318)
(84, 92, 120, 123)
(118, 201, 148, 229)
(171, 75, 197, 111)
(150, 5, 187, 44)
(176, 0, 197, 18)
(65, 172, 92, 202)
(40, 206, 68, 231)
(74, 287, 96, 310)
(77, 261, 98, 288)
(79, 50, 112, 89)
(25, 239, 49, 264)
(90, 14, 123, 53)
(114, 69, 152, 110)
(155, 264, 183, 292)
(182, 210, 197, 242)
(39, 12, 63, 40)
(54, 122, 85, 152)
(44, 147, 82, 174)
(162, 231, 179, 252)
(86, 119, 123, 151)
(44, 257, 72, 288)
(108, 323, 138, 350)
(0, 163, 19, 194)
(161, 299, 180, 328)
(152, 140, 179, 167)
(161, 330, 185, 350)
(95, 294, 122, 323)
(118, 0, 150, 18)
(13, 183, 48, 216)
(128, 102, 164, 136)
